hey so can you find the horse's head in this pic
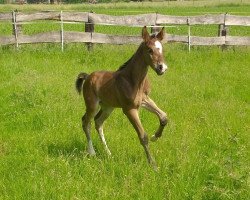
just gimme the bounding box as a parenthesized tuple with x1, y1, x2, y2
(142, 26, 168, 75)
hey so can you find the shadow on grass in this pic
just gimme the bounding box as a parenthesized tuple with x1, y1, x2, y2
(47, 140, 86, 158)
(47, 140, 105, 159)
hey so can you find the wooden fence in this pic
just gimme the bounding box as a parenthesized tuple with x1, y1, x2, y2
(0, 11, 249, 50)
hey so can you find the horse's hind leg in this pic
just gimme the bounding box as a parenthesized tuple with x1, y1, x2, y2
(94, 107, 113, 156)
(82, 93, 99, 156)
(142, 95, 168, 142)
(82, 112, 95, 156)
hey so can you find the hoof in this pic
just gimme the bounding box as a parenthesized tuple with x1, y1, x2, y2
(87, 148, 96, 156)
(149, 159, 158, 172)
(151, 135, 158, 142)
(106, 149, 112, 156)
(88, 152, 96, 157)
(152, 164, 159, 172)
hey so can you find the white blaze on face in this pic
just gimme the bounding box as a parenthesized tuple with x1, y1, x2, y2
(155, 41, 163, 54)
(155, 41, 168, 73)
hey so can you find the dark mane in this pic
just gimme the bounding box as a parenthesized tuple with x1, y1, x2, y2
(117, 57, 133, 71)
(117, 43, 145, 71)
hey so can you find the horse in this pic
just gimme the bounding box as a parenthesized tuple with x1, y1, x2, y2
(76, 26, 168, 168)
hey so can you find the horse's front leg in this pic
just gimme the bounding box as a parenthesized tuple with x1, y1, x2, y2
(141, 95, 168, 142)
(123, 108, 157, 169)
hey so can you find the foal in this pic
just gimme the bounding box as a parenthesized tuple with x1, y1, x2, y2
(76, 26, 168, 167)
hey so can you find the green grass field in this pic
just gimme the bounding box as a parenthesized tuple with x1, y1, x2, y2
(1, 2, 250, 200)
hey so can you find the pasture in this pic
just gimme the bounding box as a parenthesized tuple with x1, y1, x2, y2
(1, 2, 250, 200)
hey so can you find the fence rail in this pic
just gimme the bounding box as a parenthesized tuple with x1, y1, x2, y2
(0, 11, 250, 50)
(1, 32, 250, 46)
(1, 12, 250, 25)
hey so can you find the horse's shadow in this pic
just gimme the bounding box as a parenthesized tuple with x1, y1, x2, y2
(47, 140, 86, 158)
(47, 139, 103, 159)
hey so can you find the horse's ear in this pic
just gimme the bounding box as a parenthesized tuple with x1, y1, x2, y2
(142, 26, 150, 42)
(156, 27, 165, 41)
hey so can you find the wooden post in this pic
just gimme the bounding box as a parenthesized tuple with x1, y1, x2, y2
(151, 12, 161, 35)
(60, 11, 64, 52)
(12, 10, 22, 49)
(218, 13, 229, 50)
(187, 17, 191, 52)
(12, 11, 18, 48)
(85, 11, 94, 51)
(12, 10, 18, 48)
(218, 24, 229, 37)
(151, 25, 161, 35)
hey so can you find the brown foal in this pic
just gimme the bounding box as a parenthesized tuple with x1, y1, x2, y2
(76, 26, 168, 168)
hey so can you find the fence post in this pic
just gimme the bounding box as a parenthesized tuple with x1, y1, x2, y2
(151, 12, 160, 35)
(187, 17, 191, 52)
(218, 24, 228, 37)
(151, 25, 161, 35)
(218, 13, 229, 50)
(60, 10, 64, 52)
(12, 10, 21, 48)
(85, 11, 94, 51)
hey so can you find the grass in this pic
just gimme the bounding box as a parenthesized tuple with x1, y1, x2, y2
(0, 1, 250, 15)
(1, 43, 249, 200)
(0, 2, 250, 200)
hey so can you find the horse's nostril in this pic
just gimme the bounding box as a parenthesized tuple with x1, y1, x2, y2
(158, 65, 163, 71)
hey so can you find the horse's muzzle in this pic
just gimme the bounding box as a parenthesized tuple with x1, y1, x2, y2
(156, 63, 168, 75)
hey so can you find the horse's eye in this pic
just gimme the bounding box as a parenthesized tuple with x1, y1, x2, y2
(148, 48, 153, 54)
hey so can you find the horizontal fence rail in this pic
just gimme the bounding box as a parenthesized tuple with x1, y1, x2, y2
(1, 11, 250, 25)
(1, 32, 249, 46)
(0, 11, 250, 50)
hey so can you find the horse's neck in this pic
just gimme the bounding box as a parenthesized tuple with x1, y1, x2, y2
(122, 44, 148, 86)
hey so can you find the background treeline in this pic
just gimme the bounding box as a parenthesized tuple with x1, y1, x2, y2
(1, 0, 179, 5)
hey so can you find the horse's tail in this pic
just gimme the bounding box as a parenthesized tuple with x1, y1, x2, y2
(76, 72, 89, 94)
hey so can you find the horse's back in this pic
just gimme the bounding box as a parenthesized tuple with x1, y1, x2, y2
(86, 71, 114, 85)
